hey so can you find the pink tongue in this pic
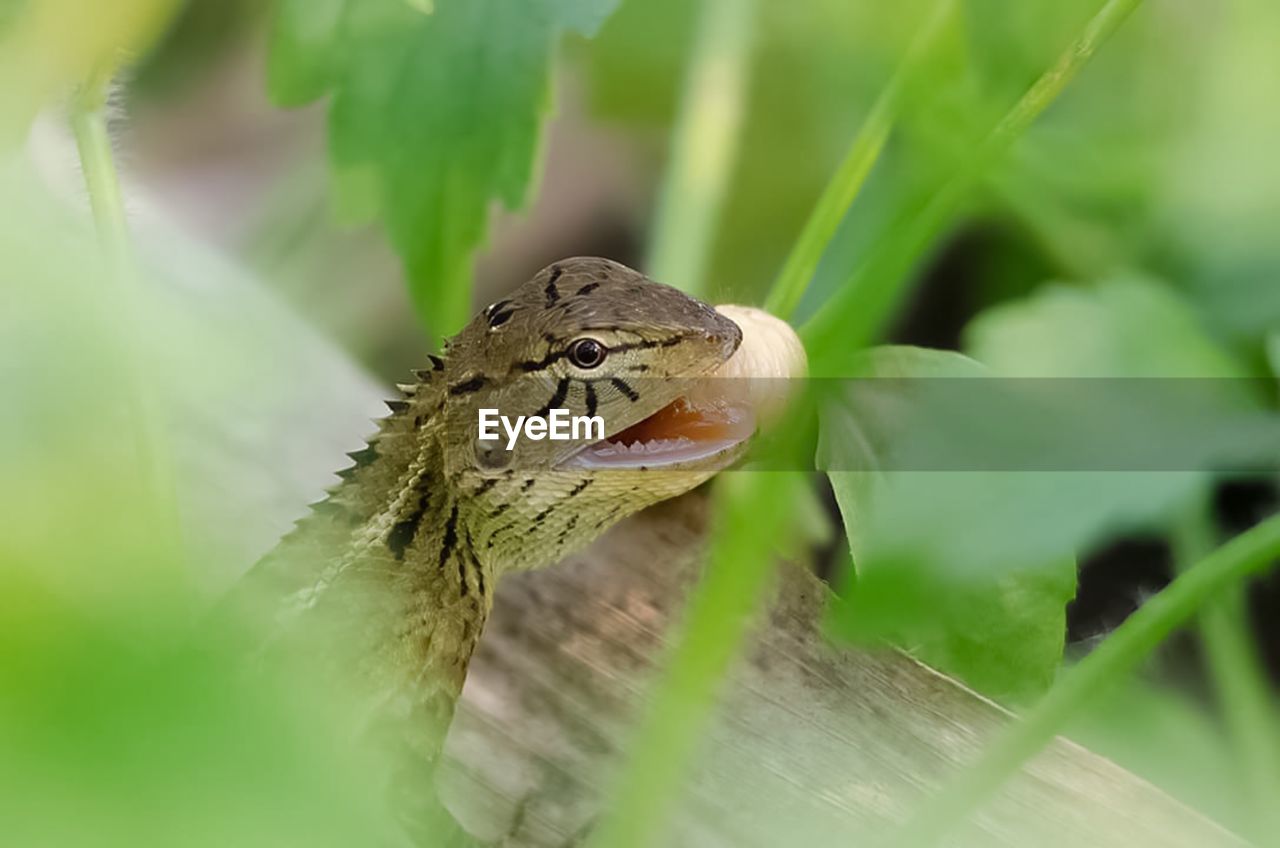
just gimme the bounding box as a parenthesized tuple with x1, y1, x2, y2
(608, 397, 747, 446)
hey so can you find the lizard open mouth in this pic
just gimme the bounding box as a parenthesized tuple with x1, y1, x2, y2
(561, 392, 756, 470)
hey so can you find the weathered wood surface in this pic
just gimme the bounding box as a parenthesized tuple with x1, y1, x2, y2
(443, 494, 1242, 848)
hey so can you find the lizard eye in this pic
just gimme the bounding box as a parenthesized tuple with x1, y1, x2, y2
(567, 338, 607, 369)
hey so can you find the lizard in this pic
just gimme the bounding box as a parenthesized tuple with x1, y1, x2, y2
(224, 257, 756, 845)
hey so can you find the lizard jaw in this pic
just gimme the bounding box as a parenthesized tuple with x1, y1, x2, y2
(559, 395, 756, 471)
(559, 303, 804, 473)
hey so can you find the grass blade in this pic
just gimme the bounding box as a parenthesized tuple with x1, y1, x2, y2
(885, 511, 1280, 848)
(800, 0, 1147, 375)
(587, 471, 804, 848)
(646, 0, 756, 296)
(762, 0, 958, 321)
(70, 67, 183, 564)
(1173, 499, 1280, 847)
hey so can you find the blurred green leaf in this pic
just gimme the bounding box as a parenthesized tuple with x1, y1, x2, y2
(269, 0, 620, 343)
(820, 346, 1076, 703)
(1066, 677, 1246, 835)
(965, 276, 1252, 379)
(820, 292, 1277, 702)
(590, 0, 946, 303)
(0, 166, 395, 848)
(1155, 2, 1280, 342)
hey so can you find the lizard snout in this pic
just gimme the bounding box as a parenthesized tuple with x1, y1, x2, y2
(701, 310, 744, 364)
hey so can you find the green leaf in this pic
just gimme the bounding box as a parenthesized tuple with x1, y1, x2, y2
(964, 276, 1252, 379)
(819, 293, 1278, 702)
(820, 346, 1077, 703)
(268, 0, 620, 343)
(0, 166, 399, 848)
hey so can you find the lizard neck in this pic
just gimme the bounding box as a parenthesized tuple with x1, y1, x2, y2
(249, 367, 494, 700)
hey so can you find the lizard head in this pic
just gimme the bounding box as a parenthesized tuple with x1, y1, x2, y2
(439, 258, 754, 566)
(443, 256, 750, 476)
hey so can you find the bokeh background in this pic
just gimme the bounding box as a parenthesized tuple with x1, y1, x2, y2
(3, 0, 1280, 845)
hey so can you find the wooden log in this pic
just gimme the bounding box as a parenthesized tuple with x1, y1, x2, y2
(442, 494, 1243, 848)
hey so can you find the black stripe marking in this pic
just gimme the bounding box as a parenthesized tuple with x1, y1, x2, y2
(576, 282, 600, 297)
(628, 364, 650, 373)
(545, 265, 563, 306)
(608, 336, 683, 355)
(385, 399, 410, 413)
(584, 382, 597, 417)
(568, 478, 593, 497)
(439, 503, 459, 570)
(516, 349, 567, 373)
(448, 375, 487, 396)
(429, 354, 445, 371)
(535, 377, 571, 419)
(473, 478, 498, 497)
(467, 530, 485, 597)
(557, 514, 579, 545)
(387, 475, 433, 561)
(486, 520, 516, 549)
(594, 504, 624, 530)
(521, 478, 536, 492)
(490, 502, 511, 517)
(533, 507, 551, 524)
(610, 378, 640, 402)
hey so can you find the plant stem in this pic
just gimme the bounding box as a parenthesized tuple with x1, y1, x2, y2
(885, 511, 1280, 848)
(645, 0, 755, 297)
(762, 0, 957, 322)
(1173, 498, 1280, 848)
(800, 0, 1146, 375)
(587, 471, 804, 848)
(70, 67, 182, 557)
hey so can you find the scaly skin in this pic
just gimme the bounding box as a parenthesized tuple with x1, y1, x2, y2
(229, 257, 746, 844)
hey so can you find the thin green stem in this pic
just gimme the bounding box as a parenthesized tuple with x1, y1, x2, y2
(1173, 499, 1280, 848)
(70, 68, 182, 558)
(645, 0, 755, 296)
(762, 0, 958, 321)
(885, 512, 1280, 848)
(71, 77, 134, 272)
(587, 471, 804, 848)
(800, 0, 1146, 375)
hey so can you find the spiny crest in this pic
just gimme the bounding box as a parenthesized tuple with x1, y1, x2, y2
(310, 353, 448, 517)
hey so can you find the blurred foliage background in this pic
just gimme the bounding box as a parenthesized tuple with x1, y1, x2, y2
(3, 0, 1280, 845)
